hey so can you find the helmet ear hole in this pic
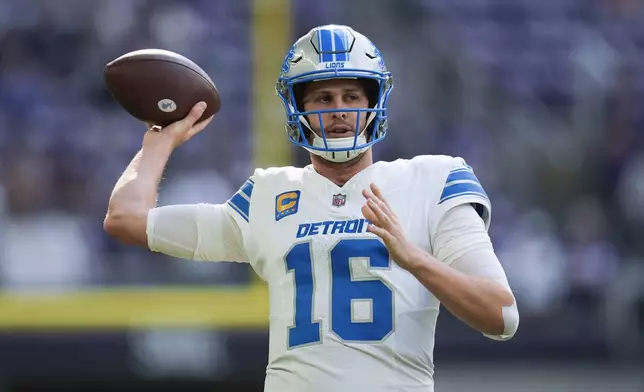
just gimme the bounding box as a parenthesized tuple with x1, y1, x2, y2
(359, 79, 380, 108)
(357, 79, 381, 142)
(291, 82, 312, 141)
(293, 82, 309, 112)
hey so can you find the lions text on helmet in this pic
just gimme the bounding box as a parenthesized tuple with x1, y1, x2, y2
(276, 25, 393, 163)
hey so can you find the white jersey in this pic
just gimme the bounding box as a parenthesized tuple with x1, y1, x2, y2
(222, 155, 491, 392)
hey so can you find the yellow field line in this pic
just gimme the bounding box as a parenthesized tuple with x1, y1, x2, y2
(0, 286, 269, 329)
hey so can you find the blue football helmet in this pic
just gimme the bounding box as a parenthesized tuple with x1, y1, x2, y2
(276, 25, 393, 163)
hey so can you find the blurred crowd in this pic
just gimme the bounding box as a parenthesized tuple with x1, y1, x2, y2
(0, 0, 643, 354)
(0, 0, 255, 288)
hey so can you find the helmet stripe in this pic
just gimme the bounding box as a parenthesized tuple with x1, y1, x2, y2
(319, 29, 334, 63)
(333, 29, 347, 62)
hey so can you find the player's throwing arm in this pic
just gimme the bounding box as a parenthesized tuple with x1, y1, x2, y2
(103, 49, 220, 245)
(103, 102, 212, 245)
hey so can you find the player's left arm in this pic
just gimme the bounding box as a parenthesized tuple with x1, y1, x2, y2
(362, 183, 518, 340)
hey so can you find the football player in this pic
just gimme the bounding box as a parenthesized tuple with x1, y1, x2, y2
(104, 25, 519, 392)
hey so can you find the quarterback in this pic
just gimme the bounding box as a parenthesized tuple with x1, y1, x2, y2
(105, 25, 518, 392)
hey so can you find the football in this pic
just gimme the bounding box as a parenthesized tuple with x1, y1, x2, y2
(104, 49, 221, 127)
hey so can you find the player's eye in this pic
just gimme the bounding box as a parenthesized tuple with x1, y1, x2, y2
(317, 94, 332, 103)
(346, 94, 361, 101)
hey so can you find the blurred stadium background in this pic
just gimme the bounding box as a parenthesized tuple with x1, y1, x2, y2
(0, 0, 643, 391)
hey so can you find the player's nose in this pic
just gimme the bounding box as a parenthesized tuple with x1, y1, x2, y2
(329, 101, 348, 120)
(331, 111, 348, 119)
(328, 96, 348, 116)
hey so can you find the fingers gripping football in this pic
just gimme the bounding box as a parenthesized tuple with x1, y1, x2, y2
(181, 102, 214, 139)
(145, 102, 214, 148)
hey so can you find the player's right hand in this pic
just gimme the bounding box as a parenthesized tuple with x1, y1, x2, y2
(143, 101, 214, 149)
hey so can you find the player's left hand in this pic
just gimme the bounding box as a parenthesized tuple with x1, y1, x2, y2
(361, 183, 425, 271)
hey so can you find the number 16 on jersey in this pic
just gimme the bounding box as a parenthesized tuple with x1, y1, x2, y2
(285, 238, 395, 348)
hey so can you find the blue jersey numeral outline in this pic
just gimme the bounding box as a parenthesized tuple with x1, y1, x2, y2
(285, 238, 395, 349)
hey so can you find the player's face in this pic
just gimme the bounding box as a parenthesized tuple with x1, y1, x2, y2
(301, 79, 369, 139)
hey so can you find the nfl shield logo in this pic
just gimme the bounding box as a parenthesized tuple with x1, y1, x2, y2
(332, 193, 346, 207)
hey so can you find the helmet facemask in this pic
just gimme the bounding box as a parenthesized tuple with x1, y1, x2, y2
(277, 74, 393, 163)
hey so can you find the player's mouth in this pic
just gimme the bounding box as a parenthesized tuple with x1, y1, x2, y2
(326, 125, 354, 138)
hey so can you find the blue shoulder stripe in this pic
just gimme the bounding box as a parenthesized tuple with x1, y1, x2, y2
(440, 168, 488, 204)
(240, 180, 254, 199)
(445, 168, 479, 184)
(228, 179, 253, 222)
(228, 194, 249, 222)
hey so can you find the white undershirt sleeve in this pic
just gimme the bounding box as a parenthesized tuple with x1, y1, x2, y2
(432, 204, 519, 341)
(146, 203, 249, 262)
